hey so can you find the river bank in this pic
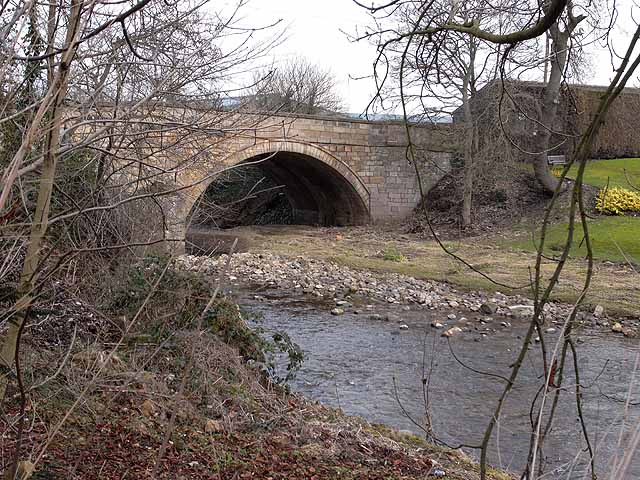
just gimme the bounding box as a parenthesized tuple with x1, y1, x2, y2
(175, 251, 639, 339)
(187, 225, 639, 318)
(1, 257, 514, 480)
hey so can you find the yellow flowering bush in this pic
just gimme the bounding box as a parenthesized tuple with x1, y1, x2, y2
(596, 186, 640, 215)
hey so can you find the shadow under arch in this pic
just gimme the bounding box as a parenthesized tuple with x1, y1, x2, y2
(186, 141, 371, 229)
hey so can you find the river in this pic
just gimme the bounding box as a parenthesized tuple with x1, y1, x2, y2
(237, 288, 640, 479)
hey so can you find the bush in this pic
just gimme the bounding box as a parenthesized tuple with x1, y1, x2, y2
(595, 186, 640, 215)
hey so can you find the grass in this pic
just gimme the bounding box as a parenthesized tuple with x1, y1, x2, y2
(509, 216, 640, 264)
(252, 226, 640, 317)
(551, 158, 640, 264)
(382, 245, 406, 262)
(520, 158, 640, 265)
(564, 157, 640, 188)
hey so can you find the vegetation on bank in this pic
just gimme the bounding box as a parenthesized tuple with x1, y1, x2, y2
(595, 186, 640, 215)
(511, 158, 640, 264)
(1, 256, 510, 480)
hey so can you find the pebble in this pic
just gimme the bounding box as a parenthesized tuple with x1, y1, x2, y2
(442, 326, 462, 337)
(612, 322, 624, 333)
(545, 327, 557, 333)
(330, 308, 344, 316)
(509, 305, 535, 317)
(431, 321, 444, 329)
(399, 324, 409, 330)
(172, 253, 632, 336)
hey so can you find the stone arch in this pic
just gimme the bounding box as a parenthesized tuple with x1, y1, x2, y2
(175, 141, 371, 239)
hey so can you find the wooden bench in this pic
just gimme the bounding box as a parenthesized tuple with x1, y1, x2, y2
(547, 154, 567, 166)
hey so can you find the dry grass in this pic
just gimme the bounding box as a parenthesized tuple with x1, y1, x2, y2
(244, 225, 639, 317)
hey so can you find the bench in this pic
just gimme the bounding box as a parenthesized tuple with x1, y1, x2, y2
(547, 154, 567, 166)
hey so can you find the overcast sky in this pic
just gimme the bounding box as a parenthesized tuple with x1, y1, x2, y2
(222, 0, 640, 114)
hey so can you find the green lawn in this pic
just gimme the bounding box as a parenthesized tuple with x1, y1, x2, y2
(563, 157, 640, 188)
(510, 216, 639, 264)
(511, 158, 640, 264)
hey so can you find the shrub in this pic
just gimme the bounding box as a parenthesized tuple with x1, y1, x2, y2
(595, 186, 640, 215)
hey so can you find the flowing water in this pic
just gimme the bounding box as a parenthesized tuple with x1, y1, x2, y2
(238, 288, 640, 479)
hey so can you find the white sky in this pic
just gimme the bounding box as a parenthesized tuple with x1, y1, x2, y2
(226, 0, 377, 114)
(220, 0, 640, 114)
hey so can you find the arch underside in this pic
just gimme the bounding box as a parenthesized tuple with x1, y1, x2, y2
(241, 151, 369, 226)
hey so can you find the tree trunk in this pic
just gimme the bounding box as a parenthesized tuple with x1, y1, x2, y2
(461, 41, 477, 227)
(534, 12, 584, 194)
(0, 0, 83, 401)
(461, 96, 474, 227)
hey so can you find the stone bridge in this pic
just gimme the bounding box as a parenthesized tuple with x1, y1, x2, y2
(157, 112, 456, 245)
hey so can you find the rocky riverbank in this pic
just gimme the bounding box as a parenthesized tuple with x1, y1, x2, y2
(175, 253, 639, 337)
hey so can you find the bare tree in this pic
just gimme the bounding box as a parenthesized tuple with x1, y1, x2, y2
(355, 1, 638, 479)
(248, 56, 344, 114)
(0, 0, 281, 474)
(533, 0, 586, 194)
(371, 0, 535, 226)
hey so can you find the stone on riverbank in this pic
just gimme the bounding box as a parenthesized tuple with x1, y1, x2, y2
(172, 253, 633, 337)
(442, 326, 462, 337)
(480, 302, 497, 314)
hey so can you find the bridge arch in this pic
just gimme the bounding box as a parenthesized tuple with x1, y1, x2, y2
(183, 141, 371, 231)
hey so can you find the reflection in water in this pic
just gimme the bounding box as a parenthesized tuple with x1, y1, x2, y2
(241, 290, 640, 479)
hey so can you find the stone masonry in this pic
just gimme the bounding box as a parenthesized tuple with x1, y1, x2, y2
(157, 112, 458, 244)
